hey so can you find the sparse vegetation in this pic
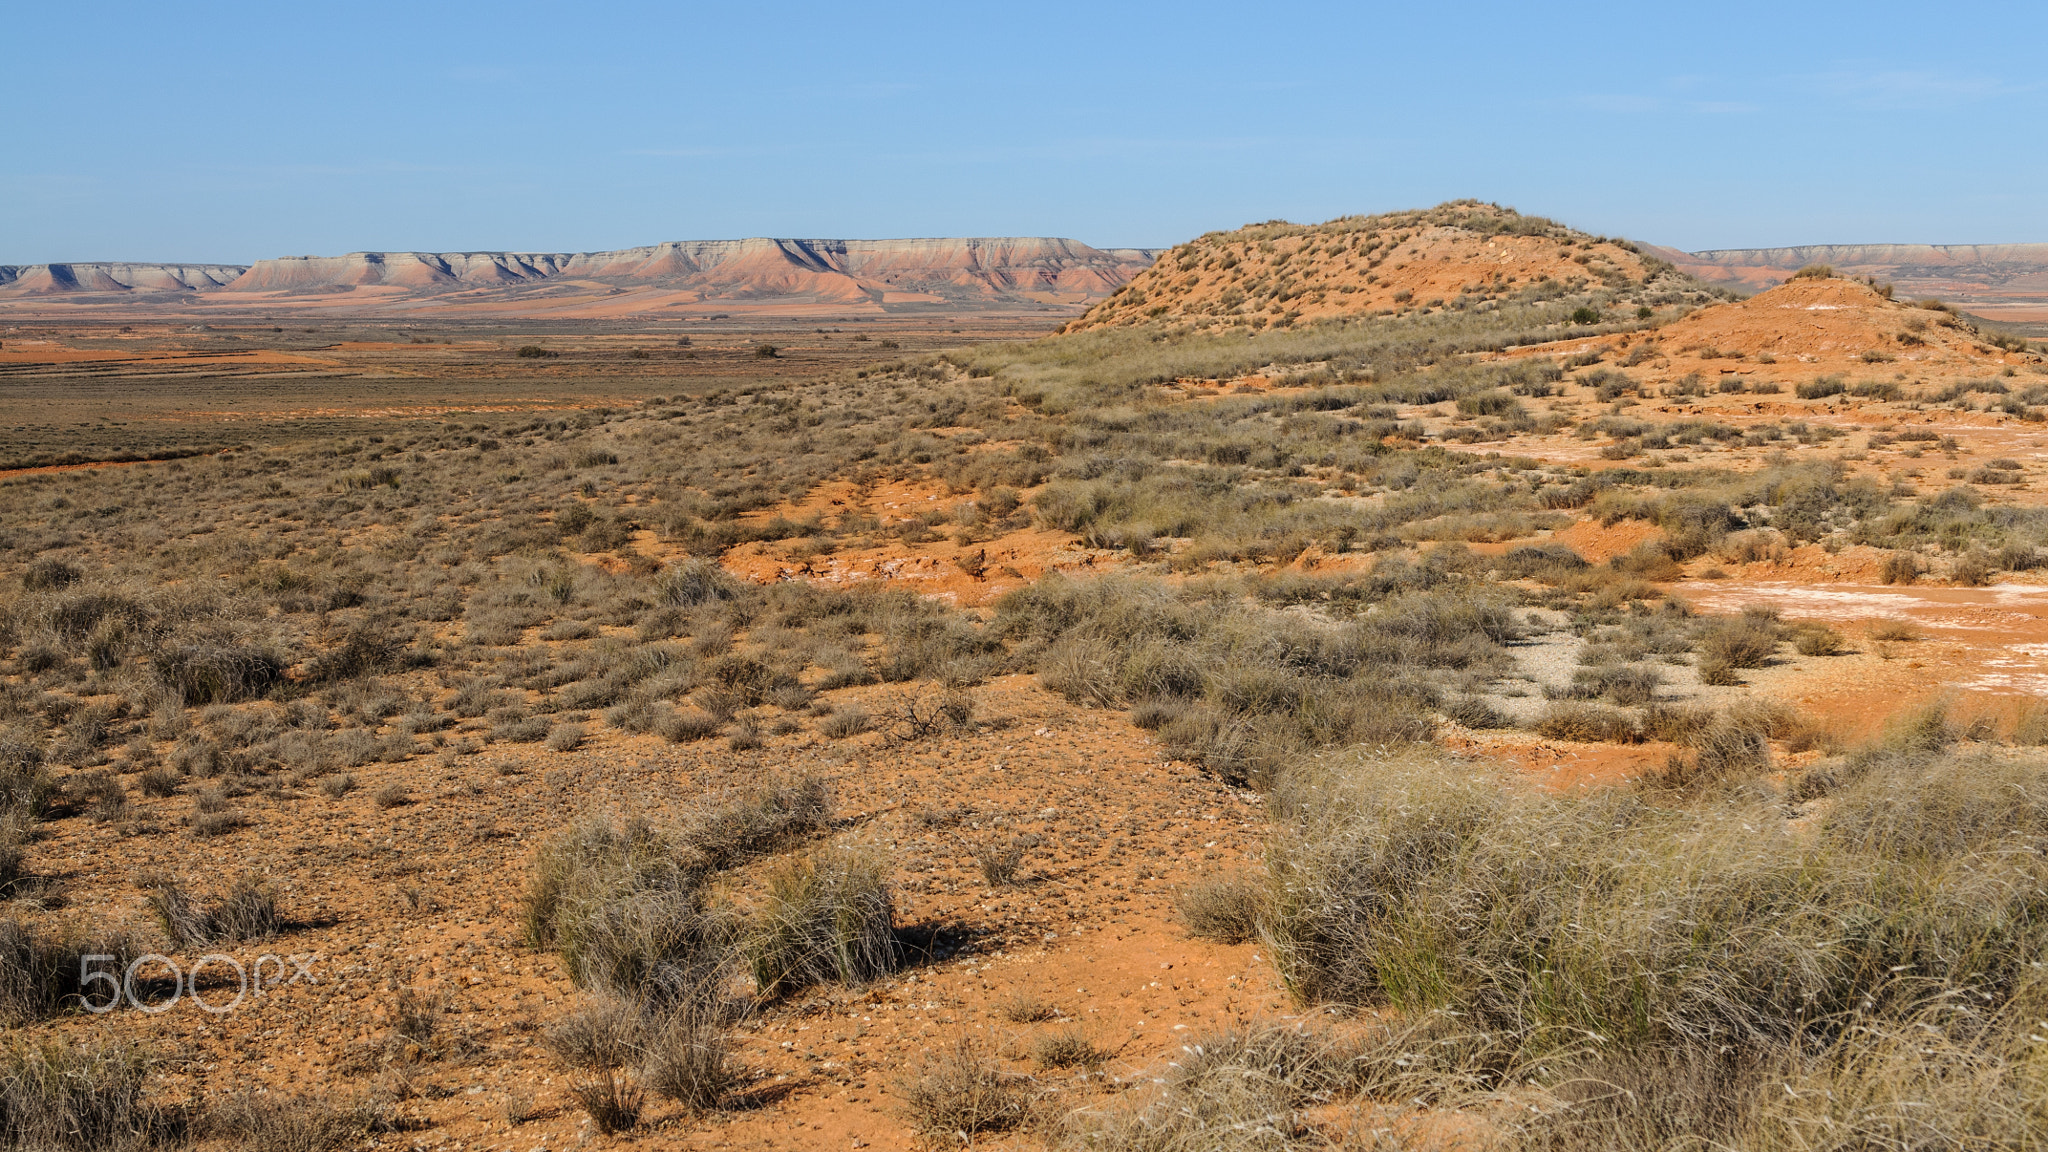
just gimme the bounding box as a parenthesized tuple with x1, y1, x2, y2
(5, 203, 2047, 1147)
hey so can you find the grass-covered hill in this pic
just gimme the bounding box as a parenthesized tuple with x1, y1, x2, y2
(1065, 200, 1730, 334)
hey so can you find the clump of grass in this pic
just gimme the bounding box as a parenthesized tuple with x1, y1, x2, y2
(206, 1089, 381, 1152)
(147, 875, 283, 948)
(0, 1037, 168, 1152)
(137, 766, 179, 798)
(1175, 874, 1262, 944)
(970, 834, 1030, 887)
(568, 1072, 642, 1134)
(747, 849, 897, 999)
(895, 1041, 1022, 1144)
(1263, 740, 2048, 1070)
(1534, 702, 1640, 743)
(1869, 618, 1918, 641)
(1791, 623, 1845, 656)
(372, 783, 409, 809)
(1033, 1028, 1106, 1070)
(1880, 551, 1922, 585)
(998, 992, 1059, 1024)
(0, 921, 142, 1022)
(818, 709, 871, 739)
(1052, 1022, 1415, 1152)
(545, 724, 586, 752)
(1694, 609, 1780, 685)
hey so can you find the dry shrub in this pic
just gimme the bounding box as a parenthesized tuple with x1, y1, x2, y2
(1695, 612, 1779, 681)
(545, 995, 645, 1070)
(659, 709, 723, 742)
(206, 1089, 382, 1152)
(748, 848, 897, 998)
(818, 709, 871, 738)
(0, 1037, 166, 1151)
(1791, 623, 1845, 656)
(1176, 874, 1263, 944)
(1880, 550, 1921, 585)
(998, 992, 1058, 1024)
(895, 1041, 1022, 1143)
(148, 875, 283, 948)
(1051, 1022, 1444, 1152)
(0, 921, 141, 1021)
(1262, 742, 2048, 1071)
(568, 1072, 642, 1135)
(1032, 1028, 1106, 1070)
(673, 775, 831, 871)
(1868, 618, 1918, 642)
(1534, 702, 1641, 743)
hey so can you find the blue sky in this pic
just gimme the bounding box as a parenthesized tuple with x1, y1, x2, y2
(6, 1, 2044, 263)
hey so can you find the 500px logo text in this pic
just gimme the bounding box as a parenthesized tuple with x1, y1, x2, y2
(80, 953, 319, 1015)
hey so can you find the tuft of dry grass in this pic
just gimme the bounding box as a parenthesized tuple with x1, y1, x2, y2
(747, 848, 897, 999)
(568, 1072, 642, 1135)
(895, 1041, 1023, 1143)
(1175, 873, 1263, 944)
(1535, 702, 1641, 743)
(148, 875, 283, 949)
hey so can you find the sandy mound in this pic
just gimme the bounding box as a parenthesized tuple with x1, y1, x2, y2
(1651, 276, 2014, 366)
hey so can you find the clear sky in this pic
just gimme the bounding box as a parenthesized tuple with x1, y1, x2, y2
(7, 1, 2045, 264)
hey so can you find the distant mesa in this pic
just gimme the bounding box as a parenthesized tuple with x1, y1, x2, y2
(0, 262, 247, 296)
(1643, 243, 2048, 324)
(0, 237, 1161, 318)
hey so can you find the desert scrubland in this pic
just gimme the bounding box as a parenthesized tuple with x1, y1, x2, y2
(2, 203, 2047, 1150)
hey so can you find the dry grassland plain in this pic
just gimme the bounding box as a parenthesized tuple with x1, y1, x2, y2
(2, 203, 2048, 1150)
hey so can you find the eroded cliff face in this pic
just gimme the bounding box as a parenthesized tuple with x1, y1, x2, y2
(225, 237, 1158, 303)
(0, 238, 1158, 316)
(0, 262, 248, 295)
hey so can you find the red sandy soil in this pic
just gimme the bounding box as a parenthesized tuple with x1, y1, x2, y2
(50, 674, 1285, 1150)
